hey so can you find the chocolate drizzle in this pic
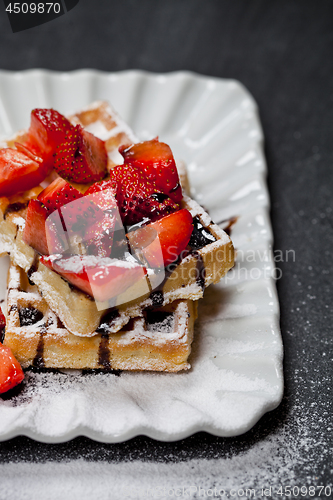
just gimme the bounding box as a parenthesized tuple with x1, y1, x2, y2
(96, 309, 120, 334)
(33, 325, 47, 369)
(188, 216, 216, 250)
(96, 310, 121, 370)
(217, 216, 239, 236)
(98, 333, 111, 370)
(19, 307, 44, 327)
(192, 250, 206, 291)
(145, 310, 174, 333)
(27, 252, 39, 285)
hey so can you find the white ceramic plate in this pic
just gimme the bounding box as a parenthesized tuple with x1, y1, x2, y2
(0, 70, 283, 442)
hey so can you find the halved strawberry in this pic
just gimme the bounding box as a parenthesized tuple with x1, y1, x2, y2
(120, 139, 182, 203)
(40, 254, 146, 303)
(99, 163, 179, 226)
(25, 108, 73, 166)
(0, 343, 24, 394)
(127, 208, 193, 267)
(54, 125, 107, 183)
(0, 148, 48, 197)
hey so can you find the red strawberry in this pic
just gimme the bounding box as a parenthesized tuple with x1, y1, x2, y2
(82, 190, 119, 257)
(0, 343, 24, 394)
(99, 164, 179, 226)
(26, 108, 73, 159)
(23, 178, 83, 255)
(23, 199, 51, 255)
(40, 254, 147, 303)
(0, 148, 47, 197)
(0, 307, 5, 330)
(127, 208, 193, 267)
(54, 125, 107, 183)
(0, 306, 5, 341)
(37, 177, 83, 213)
(120, 139, 182, 203)
(14, 142, 43, 164)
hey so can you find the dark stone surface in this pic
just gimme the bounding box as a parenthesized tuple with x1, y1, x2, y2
(0, 0, 332, 491)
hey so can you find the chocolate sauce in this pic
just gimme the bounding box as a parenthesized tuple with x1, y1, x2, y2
(96, 309, 120, 334)
(57, 317, 65, 329)
(188, 216, 216, 250)
(4, 201, 28, 219)
(150, 290, 164, 307)
(19, 307, 44, 327)
(217, 216, 239, 236)
(98, 333, 111, 370)
(33, 326, 46, 369)
(145, 310, 174, 333)
(149, 258, 180, 306)
(27, 252, 39, 285)
(191, 250, 206, 291)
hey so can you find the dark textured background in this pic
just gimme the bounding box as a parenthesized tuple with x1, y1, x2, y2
(0, 0, 332, 492)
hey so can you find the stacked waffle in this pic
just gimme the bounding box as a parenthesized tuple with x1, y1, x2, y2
(0, 102, 234, 372)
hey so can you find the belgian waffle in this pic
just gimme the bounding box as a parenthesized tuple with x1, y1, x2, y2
(0, 195, 233, 336)
(0, 101, 234, 336)
(4, 263, 197, 371)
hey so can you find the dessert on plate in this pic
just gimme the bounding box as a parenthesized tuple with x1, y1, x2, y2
(0, 101, 234, 390)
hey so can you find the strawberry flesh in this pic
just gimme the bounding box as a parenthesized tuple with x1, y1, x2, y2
(0, 343, 24, 394)
(120, 139, 182, 203)
(54, 125, 107, 183)
(23, 199, 50, 255)
(127, 208, 193, 267)
(0, 148, 48, 197)
(26, 108, 73, 171)
(41, 254, 146, 303)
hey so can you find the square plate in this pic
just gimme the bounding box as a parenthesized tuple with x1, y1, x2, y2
(0, 70, 283, 442)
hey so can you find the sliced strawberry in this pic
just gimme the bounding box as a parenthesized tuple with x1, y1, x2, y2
(127, 208, 193, 267)
(23, 179, 83, 255)
(120, 139, 182, 203)
(26, 108, 73, 167)
(37, 177, 83, 213)
(85, 180, 119, 207)
(41, 254, 146, 303)
(23, 199, 50, 255)
(86, 184, 132, 258)
(0, 148, 48, 197)
(54, 125, 107, 183)
(100, 163, 179, 226)
(0, 343, 24, 394)
(14, 142, 43, 164)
